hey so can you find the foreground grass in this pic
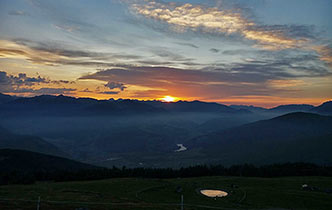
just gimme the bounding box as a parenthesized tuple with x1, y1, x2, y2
(0, 176, 331, 210)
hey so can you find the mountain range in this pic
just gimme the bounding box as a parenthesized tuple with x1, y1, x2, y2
(0, 92, 331, 168)
(0, 94, 246, 116)
(1, 93, 331, 116)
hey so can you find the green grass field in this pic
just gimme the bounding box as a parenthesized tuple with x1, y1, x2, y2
(0, 176, 332, 210)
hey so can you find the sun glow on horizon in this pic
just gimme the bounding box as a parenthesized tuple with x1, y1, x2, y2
(160, 95, 177, 102)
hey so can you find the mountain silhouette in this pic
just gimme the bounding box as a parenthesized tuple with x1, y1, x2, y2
(0, 94, 248, 116)
(311, 101, 332, 115)
(0, 93, 18, 104)
(145, 100, 247, 113)
(230, 105, 267, 113)
(269, 104, 314, 113)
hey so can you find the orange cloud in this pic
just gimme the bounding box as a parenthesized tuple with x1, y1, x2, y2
(267, 79, 305, 89)
(312, 45, 332, 66)
(0, 40, 67, 66)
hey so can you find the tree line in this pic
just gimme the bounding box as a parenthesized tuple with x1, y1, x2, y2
(1, 162, 332, 185)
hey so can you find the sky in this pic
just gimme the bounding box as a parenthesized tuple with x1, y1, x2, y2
(0, 0, 332, 107)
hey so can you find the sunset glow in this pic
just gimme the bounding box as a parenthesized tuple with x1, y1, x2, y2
(161, 96, 177, 102)
(0, 0, 331, 107)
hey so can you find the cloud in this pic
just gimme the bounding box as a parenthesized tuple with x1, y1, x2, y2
(79, 55, 330, 100)
(131, 2, 305, 50)
(150, 48, 194, 62)
(209, 48, 220, 53)
(174, 42, 199, 48)
(104, 81, 127, 91)
(8, 10, 29, 16)
(9, 87, 76, 94)
(81, 88, 92, 93)
(312, 45, 332, 67)
(222, 49, 258, 55)
(0, 71, 47, 88)
(79, 66, 274, 99)
(0, 39, 142, 67)
(81, 53, 330, 85)
(131, 1, 332, 66)
(53, 24, 78, 33)
(0, 71, 75, 94)
(0, 71, 72, 86)
(100, 91, 119, 95)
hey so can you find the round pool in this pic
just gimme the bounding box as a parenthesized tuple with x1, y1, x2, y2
(200, 189, 228, 198)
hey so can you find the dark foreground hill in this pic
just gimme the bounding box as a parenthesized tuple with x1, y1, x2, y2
(191, 112, 332, 165)
(0, 126, 67, 157)
(0, 149, 98, 173)
(1, 166, 332, 209)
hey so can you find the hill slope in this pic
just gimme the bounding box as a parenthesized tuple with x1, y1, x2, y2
(0, 149, 99, 173)
(0, 126, 67, 157)
(191, 112, 332, 165)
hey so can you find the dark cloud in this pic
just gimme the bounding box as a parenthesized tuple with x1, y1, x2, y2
(78, 52, 332, 99)
(79, 66, 280, 98)
(80, 55, 330, 88)
(222, 49, 259, 55)
(0, 71, 74, 94)
(0, 71, 46, 88)
(220, 48, 331, 77)
(52, 80, 75, 85)
(0, 39, 143, 67)
(9, 87, 76, 94)
(150, 48, 194, 62)
(174, 42, 199, 49)
(81, 88, 92, 93)
(13, 39, 142, 60)
(104, 81, 127, 91)
(100, 91, 119, 95)
(209, 48, 220, 53)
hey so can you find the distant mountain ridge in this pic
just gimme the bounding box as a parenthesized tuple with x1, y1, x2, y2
(230, 105, 267, 113)
(0, 93, 247, 116)
(144, 100, 248, 113)
(311, 101, 332, 114)
(0, 93, 19, 104)
(269, 104, 314, 112)
(1, 93, 331, 116)
(231, 104, 315, 114)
